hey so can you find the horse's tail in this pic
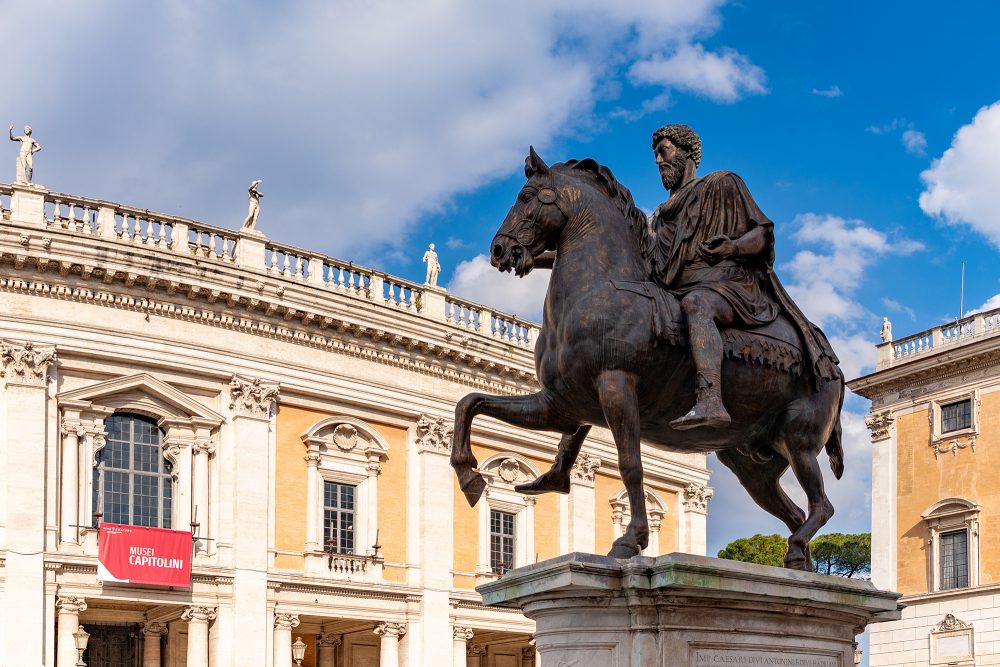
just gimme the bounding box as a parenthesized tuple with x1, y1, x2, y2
(824, 380, 846, 480)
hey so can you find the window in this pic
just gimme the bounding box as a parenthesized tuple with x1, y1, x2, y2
(490, 510, 515, 574)
(323, 481, 355, 554)
(93, 413, 172, 528)
(940, 530, 969, 590)
(941, 400, 972, 434)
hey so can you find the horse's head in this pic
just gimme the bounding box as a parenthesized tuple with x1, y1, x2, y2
(490, 147, 574, 277)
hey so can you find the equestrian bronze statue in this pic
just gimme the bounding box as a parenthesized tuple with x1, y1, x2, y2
(450, 125, 845, 570)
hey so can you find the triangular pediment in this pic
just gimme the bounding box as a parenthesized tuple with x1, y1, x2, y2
(57, 373, 225, 426)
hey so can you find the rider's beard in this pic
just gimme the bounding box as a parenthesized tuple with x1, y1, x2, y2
(659, 153, 688, 191)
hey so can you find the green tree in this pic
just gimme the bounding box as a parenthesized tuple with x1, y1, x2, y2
(717, 532, 872, 578)
(716, 534, 787, 567)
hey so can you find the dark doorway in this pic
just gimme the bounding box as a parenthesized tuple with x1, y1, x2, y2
(81, 623, 142, 667)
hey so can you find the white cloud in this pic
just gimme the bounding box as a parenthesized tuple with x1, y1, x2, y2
(881, 297, 916, 321)
(920, 100, 1000, 248)
(811, 85, 842, 98)
(628, 43, 767, 103)
(447, 254, 549, 321)
(969, 293, 1000, 315)
(902, 129, 927, 156)
(3, 0, 760, 260)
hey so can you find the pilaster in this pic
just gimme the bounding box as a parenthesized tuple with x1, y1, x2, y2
(55, 595, 87, 667)
(682, 482, 713, 556)
(565, 451, 600, 552)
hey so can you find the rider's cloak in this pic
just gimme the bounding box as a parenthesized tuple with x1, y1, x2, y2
(642, 170, 841, 386)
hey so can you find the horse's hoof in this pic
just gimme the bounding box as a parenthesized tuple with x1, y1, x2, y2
(516, 471, 570, 495)
(607, 540, 641, 559)
(459, 470, 487, 507)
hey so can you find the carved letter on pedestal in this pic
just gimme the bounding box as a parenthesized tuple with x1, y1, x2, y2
(0, 340, 56, 386)
(229, 375, 279, 418)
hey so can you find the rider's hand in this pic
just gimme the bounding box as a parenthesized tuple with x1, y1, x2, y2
(698, 235, 736, 265)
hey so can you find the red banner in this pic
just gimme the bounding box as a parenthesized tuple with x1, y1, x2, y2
(98, 523, 192, 587)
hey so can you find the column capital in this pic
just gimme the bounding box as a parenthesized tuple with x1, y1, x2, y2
(318, 631, 343, 647)
(682, 482, 714, 513)
(453, 625, 474, 641)
(468, 644, 487, 656)
(274, 612, 301, 630)
(570, 451, 601, 485)
(141, 621, 168, 637)
(192, 438, 216, 456)
(415, 414, 453, 454)
(865, 410, 894, 441)
(304, 450, 322, 466)
(1, 340, 56, 387)
(60, 418, 87, 438)
(374, 621, 407, 639)
(181, 605, 217, 623)
(229, 375, 279, 419)
(55, 595, 87, 614)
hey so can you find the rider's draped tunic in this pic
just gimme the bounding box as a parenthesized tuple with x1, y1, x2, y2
(640, 170, 841, 386)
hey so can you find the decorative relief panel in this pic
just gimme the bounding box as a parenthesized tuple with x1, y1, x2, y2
(0, 340, 56, 386)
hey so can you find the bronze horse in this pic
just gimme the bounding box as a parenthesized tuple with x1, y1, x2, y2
(450, 149, 845, 569)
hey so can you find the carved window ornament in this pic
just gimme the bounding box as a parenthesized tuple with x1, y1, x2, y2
(928, 390, 980, 458)
(610, 486, 668, 556)
(929, 613, 974, 666)
(922, 498, 981, 593)
(300, 416, 389, 572)
(55, 373, 223, 553)
(475, 454, 539, 580)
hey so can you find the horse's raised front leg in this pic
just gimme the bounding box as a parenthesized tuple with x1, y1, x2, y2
(597, 370, 648, 559)
(451, 390, 568, 507)
(516, 425, 591, 495)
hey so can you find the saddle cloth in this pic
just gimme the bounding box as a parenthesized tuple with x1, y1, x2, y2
(611, 280, 804, 376)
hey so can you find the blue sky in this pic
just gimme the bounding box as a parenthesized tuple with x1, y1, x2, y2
(6, 1, 1000, 568)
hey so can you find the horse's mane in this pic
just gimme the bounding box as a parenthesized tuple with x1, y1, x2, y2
(555, 158, 650, 236)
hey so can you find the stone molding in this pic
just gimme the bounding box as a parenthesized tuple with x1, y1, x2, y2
(683, 483, 714, 513)
(453, 626, 474, 641)
(570, 451, 601, 485)
(274, 612, 300, 630)
(318, 632, 342, 647)
(55, 595, 88, 614)
(934, 613, 971, 632)
(374, 622, 406, 639)
(141, 621, 168, 637)
(865, 410, 894, 441)
(415, 414, 453, 454)
(181, 606, 217, 623)
(229, 375, 279, 419)
(0, 340, 56, 386)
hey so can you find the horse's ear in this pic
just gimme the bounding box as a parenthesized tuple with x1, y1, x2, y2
(525, 146, 550, 178)
(575, 158, 600, 174)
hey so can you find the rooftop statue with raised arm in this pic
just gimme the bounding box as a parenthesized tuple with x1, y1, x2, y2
(9, 124, 41, 185)
(643, 123, 839, 428)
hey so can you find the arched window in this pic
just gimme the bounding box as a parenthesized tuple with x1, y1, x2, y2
(93, 413, 173, 528)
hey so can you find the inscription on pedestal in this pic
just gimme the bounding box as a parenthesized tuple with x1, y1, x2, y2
(692, 648, 839, 667)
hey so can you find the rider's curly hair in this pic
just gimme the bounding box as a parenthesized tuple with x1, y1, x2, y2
(651, 124, 702, 167)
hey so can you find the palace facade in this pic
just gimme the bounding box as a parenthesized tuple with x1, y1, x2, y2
(0, 182, 712, 667)
(850, 314, 1000, 666)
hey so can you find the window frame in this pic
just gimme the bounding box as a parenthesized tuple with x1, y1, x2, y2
(929, 390, 979, 454)
(475, 454, 538, 582)
(922, 498, 980, 592)
(93, 413, 174, 529)
(322, 479, 357, 555)
(938, 529, 969, 590)
(490, 509, 516, 574)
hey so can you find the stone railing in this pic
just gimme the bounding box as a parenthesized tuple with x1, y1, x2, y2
(1, 183, 540, 348)
(327, 552, 368, 577)
(877, 308, 1000, 370)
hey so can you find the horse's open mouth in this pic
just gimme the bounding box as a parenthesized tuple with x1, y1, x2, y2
(491, 238, 534, 277)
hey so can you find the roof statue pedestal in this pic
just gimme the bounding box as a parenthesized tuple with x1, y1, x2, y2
(479, 553, 901, 667)
(9, 182, 47, 226)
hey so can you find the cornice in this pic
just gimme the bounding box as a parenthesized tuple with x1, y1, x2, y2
(847, 343, 1000, 401)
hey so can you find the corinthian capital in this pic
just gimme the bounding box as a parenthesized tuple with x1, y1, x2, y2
(683, 482, 714, 513)
(318, 632, 343, 647)
(415, 414, 453, 454)
(229, 375, 279, 418)
(570, 451, 601, 485)
(865, 410, 894, 441)
(1, 340, 56, 387)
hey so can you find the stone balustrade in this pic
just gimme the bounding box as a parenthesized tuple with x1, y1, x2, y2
(877, 308, 1000, 370)
(0, 183, 541, 353)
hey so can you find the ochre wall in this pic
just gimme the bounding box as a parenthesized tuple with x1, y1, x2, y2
(656, 489, 679, 554)
(896, 394, 1000, 595)
(594, 472, 619, 554)
(272, 406, 408, 579)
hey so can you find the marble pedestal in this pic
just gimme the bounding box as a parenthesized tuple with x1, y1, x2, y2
(478, 553, 901, 667)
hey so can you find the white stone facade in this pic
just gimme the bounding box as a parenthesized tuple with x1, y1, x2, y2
(0, 183, 711, 666)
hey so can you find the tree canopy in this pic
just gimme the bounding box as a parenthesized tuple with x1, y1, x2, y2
(717, 532, 871, 578)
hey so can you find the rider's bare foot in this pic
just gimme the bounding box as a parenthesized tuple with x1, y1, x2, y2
(670, 396, 731, 430)
(515, 469, 571, 495)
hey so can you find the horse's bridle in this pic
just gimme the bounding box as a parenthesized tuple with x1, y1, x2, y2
(495, 186, 563, 249)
